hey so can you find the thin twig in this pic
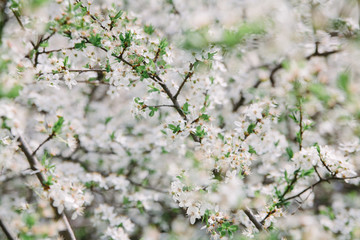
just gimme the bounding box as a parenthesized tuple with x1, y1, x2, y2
(145, 104, 175, 108)
(32, 132, 55, 156)
(174, 71, 193, 99)
(11, 9, 24, 30)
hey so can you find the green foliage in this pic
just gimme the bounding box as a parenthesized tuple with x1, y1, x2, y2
(104, 117, 112, 126)
(43, 175, 54, 187)
(217, 221, 238, 237)
(136, 200, 145, 214)
(222, 22, 265, 47)
(24, 214, 36, 229)
(52, 116, 64, 134)
(247, 122, 256, 134)
(110, 131, 116, 141)
(182, 102, 190, 115)
(159, 38, 168, 56)
(89, 34, 102, 47)
(300, 168, 314, 178)
(0, 84, 22, 99)
(168, 124, 181, 133)
(147, 85, 160, 93)
(74, 41, 86, 50)
(337, 71, 350, 96)
(195, 126, 207, 138)
(148, 106, 158, 117)
(248, 145, 257, 154)
(200, 114, 210, 121)
(319, 206, 336, 220)
(182, 29, 209, 50)
(109, 10, 123, 29)
(286, 147, 294, 159)
(134, 97, 144, 106)
(309, 83, 331, 104)
(119, 31, 133, 48)
(144, 24, 155, 35)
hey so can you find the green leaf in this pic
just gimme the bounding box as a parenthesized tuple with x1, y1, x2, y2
(105, 59, 111, 72)
(248, 145, 257, 154)
(89, 34, 102, 47)
(168, 124, 181, 133)
(119, 31, 133, 48)
(39, 41, 49, 48)
(74, 41, 86, 50)
(288, 112, 298, 123)
(0, 84, 22, 99)
(228, 225, 238, 232)
(52, 116, 64, 134)
(286, 147, 294, 159)
(296, 132, 302, 145)
(301, 168, 315, 177)
(200, 114, 210, 121)
(63, 56, 69, 67)
(309, 83, 331, 104)
(136, 201, 145, 214)
(337, 71, 350, 95)
(148, 107, 158, 117)
(159, 38, 168, 56)
(182, 102, 190, 115)
(105, 117, 112, 125)
(217, 133, 225, 142)
(110, 131, 116, 141)
(144, 24, 155, 35)
(113, 10, 123, 20)
(147, 85, 160, 93)
(24, 214, 36, 229)
(247, 122, 256, 134)
(195, 126, 207, 138)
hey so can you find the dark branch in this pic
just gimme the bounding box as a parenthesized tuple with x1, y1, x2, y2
(0, 217, 17, 240)
(243, 208, 264, 231)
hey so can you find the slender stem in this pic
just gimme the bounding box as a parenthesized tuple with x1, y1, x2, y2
(299, 102, 303, 151)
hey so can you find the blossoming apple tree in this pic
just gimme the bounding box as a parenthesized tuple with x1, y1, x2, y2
(1, 0, 360, 239)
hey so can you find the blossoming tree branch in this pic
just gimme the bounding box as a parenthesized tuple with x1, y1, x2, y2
(0, 0, 360, 239)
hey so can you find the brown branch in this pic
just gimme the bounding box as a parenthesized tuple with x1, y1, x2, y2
(231, 91, 245, 112)
(0, 0, 9, 44)
(17, 135, 77, 240)
(269, 63, 282, 87)
(243, 208, 264, 231)
(260, 175, 359, 224)
(38, 46, 76, 54)
(282, 175, 359, 202)
(0, 217, 18, 240)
